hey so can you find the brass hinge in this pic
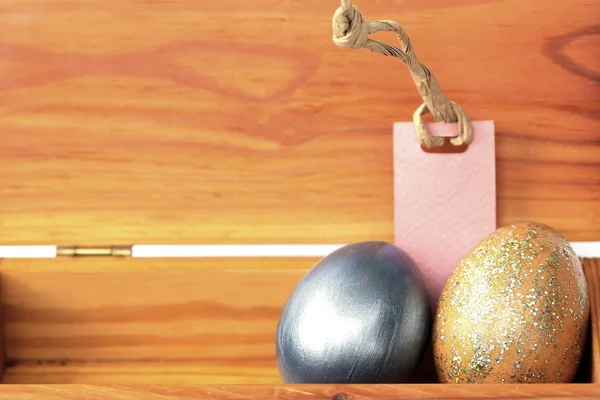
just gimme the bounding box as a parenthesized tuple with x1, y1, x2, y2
(56, 245, 132, 257)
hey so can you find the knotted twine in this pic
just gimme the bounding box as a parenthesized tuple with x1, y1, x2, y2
(332, 0, 473, 148)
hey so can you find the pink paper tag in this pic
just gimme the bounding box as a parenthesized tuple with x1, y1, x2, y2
(394, 121, 496, 306)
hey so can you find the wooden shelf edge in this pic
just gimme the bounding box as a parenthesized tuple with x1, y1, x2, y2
(0, 262, 5, 383)
(583, 258, 599, 384)
(0, 383, 598, 399)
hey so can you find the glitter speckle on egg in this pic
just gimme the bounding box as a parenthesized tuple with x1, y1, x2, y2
(433, 221, 589, 384)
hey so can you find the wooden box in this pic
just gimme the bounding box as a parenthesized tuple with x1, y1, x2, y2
(1, 0, 598, 398)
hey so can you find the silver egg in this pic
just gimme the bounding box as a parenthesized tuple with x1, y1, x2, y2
(276, 241, 432, 383)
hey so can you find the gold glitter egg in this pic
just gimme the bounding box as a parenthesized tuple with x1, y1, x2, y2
(432, 221, 589, 384)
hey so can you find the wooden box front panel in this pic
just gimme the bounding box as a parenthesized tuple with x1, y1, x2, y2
(0, 257, 597, 385)
(0, 258, 310, 384)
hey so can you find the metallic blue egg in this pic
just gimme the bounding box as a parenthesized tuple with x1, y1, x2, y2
(275, 241, 431, 383)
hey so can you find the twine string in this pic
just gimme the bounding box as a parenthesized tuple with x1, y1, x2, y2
(332, 0, 473, 148)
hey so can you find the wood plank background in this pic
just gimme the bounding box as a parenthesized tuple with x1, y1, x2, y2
(0, 0, 598, 387)
(1, 0, 599, 246)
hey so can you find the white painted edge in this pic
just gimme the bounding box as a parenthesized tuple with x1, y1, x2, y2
(0, 245, 58, 259)
(0, 242, 598, 259)
(131, 244, 346, 258)
(569, 242, 600, 259)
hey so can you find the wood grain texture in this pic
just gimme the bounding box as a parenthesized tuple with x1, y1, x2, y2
(0, 257, 312, 369)
(0, 257, 598, 385)
(0, 384, 599, 400)
(1, 0, 599, 245)
(2, 362, 279, 385)
(583, 258, 600, 384)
